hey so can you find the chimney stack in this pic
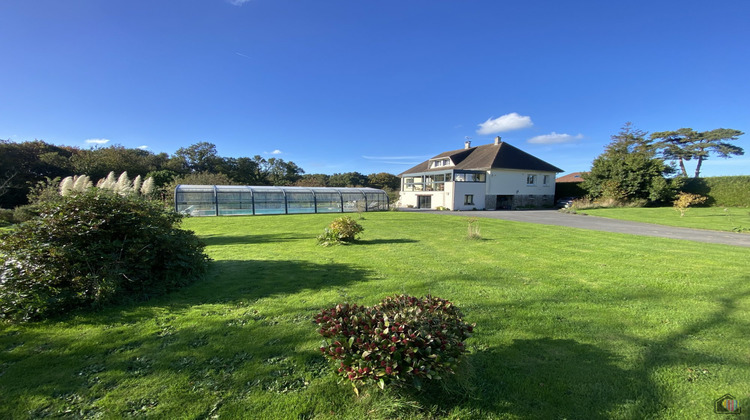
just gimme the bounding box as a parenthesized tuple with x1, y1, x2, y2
(495, 136, 502, 145)
(464, 140, 472, 149)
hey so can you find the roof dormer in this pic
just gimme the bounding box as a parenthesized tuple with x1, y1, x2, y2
(429, 158, 453, 169)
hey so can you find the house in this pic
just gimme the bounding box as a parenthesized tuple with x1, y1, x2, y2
(555, 171, 587, 199)
(399, 137, 563, 210)
(555, 172, 585, 183)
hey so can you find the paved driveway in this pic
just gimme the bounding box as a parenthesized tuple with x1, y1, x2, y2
(403, 209, 750, 248)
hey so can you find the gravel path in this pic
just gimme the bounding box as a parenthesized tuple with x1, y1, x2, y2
(402, 209, 750, 248)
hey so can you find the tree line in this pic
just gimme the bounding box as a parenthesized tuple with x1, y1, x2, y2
(581, 123, 744, 203)
(0, 140, 401, 209)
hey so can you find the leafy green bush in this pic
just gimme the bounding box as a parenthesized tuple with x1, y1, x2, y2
(317, 216, 364, 246)
(0, 189, 210, 322)
(0, 209, 13, 226)
(314, 295, 474, 393)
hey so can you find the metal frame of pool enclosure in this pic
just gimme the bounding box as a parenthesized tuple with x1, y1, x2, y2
(174, 185, 389, 216)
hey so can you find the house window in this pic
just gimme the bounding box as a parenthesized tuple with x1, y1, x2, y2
(403, 177, 424, 191)
(527, 174, 536, 185)
(455, 172, 486, 182)
(430, 158, 452, 168)
(464, 194, 474, 205)
(543, 175, 549, 185)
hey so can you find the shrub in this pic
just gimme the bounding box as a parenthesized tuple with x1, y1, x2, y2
(314, 295, 474, 393)
(673, 192, 708, 217)
(12, 204, 40, 223)
(0, 209, 13, 227)
(317, 216, 364, 246)
(0, 189, 210, 322)
(567, 197, 647, 211)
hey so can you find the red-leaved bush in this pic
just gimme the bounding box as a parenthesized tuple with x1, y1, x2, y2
(314, 295, 474, 390)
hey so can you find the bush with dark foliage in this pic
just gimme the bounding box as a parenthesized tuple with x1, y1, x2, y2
(0, 189, 210, 322)
(315, 295, 474, 392)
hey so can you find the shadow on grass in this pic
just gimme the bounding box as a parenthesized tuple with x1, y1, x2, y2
(406, 277, 750, 418)
(0, 259, 374, 417)
(200, 233, 310, 246)
(400, 338, 639, 419)
(105, 259, 376, 323)
(355, 239, 419, 245)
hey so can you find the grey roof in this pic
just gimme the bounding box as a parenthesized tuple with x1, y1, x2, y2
(399, 142, 563, 176)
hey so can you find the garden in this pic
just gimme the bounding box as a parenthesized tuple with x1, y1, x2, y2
(1, 208, 749, 419)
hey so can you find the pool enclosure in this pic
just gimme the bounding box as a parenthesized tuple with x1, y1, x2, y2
(174, 185, 390, 216)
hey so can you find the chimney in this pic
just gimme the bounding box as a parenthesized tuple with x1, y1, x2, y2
(495, 136, 502, 145)
(464, 140, 472, 149)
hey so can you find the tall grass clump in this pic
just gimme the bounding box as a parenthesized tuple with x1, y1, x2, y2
(466, 217, 481, 239)
(564, 197, 647, 212)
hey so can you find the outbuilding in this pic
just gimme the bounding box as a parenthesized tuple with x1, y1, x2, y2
(175, 185, 389, 216)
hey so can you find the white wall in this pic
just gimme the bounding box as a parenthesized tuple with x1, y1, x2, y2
(398, 190, 451, 209)
(487, 169, 556, 195)
(452, 182, 486, 210)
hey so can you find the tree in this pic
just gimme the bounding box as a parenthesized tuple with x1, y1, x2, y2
(582, 123, 672, 202)
(0, 140, 76, 208)
(173, 142, 223, 173)
(295, 174, 330, 187)
(71, 145, 164, 180)
(264, 158, 304, 186)
(329, 172, 368, 188)
(220, 157, 264, 185)
(367, 172, 400, 190)
(651, 128, 744, 178)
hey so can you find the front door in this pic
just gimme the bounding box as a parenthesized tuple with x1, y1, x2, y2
(418, 195, 431, 209)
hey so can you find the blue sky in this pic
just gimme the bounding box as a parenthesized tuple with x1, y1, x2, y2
(2, 0, 749, 177)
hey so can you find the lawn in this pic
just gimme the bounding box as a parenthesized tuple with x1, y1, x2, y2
(1, 212, 749, 419)
(577, 206, 750, 232)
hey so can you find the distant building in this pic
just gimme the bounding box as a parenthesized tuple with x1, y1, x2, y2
(399, 137, 563, 210)
(555, 172, 585, 183)
(555, 172, 587, 199)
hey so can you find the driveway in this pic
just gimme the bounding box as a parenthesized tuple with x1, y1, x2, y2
(402, 209, 750, 248)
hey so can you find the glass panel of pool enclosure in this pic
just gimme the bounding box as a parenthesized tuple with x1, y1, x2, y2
(175, 185, 389, 216)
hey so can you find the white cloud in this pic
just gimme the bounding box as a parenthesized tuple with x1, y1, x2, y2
(137, 145, 149, 150)
(477, 112, 533, 135)
(266, 149, 282, 155)
(85, 138, 110, 145)
(527, 132, 584, 144)
(228, 0, 252, 5)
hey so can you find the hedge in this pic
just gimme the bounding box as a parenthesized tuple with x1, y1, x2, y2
(681, 176, 750, 207)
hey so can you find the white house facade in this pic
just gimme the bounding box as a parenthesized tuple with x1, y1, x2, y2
(399, 137, 563, 210)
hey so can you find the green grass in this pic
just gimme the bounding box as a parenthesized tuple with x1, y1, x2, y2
(1, 212, 749, 419)
(577, 206, 750, 232)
